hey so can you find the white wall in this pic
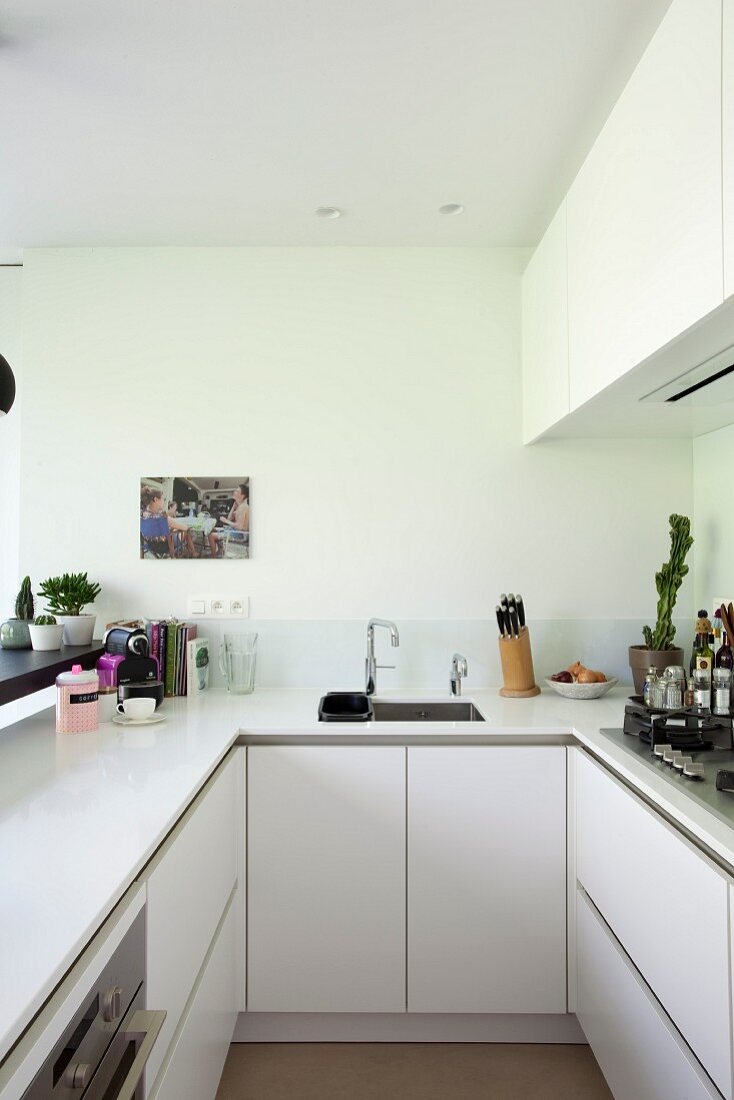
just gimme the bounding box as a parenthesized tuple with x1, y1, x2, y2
(0, 267, 22, 614)
(17, 246, 693, 642)
(693, 423, 734, 611)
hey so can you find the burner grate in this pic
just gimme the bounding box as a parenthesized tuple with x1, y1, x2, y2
(623, 699, 734, 752)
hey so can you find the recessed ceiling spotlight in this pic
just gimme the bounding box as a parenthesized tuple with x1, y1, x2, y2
(315, 206, 342, 219)
(439, 203, 465, 216)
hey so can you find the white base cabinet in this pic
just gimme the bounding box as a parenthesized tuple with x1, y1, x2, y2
(247, 746, 406, 1012)
(577, 888, 719, 1100)
(150, 891, 238, 1100)
(407, 747, 567, 1013)
(576, 750, 731, 1096)
(142, 750, 240, 1098)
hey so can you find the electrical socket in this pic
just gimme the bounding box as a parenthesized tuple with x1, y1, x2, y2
(187, 595, 249, 619)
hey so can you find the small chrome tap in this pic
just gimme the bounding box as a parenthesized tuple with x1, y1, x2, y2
(365, 619, 400, 695)
(450, 653, 468, 696)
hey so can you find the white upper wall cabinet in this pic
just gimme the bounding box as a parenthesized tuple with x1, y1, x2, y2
(566, 0, 723, 411)
(725, 0, 734, 299)
(521, 202, 569, 443)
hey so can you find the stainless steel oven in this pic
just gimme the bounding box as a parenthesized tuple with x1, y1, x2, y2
(21, 909, 165, 1100)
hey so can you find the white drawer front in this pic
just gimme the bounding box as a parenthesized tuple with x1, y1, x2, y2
(577, 888, 719, 1100)
(145, 752, 238, 1091)
(150, 892, 237, 1100)
(576, 751, 731, 1098)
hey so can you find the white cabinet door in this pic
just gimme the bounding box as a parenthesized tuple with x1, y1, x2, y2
(567, 0, 723, 410)
(577, 889, 719, 1100)
(151, 892, 238, 1100)
(248, 746, 406, 1012)
(725, 0, 734, 298)
(522, 201, 569, 442)
(576, 751, 731, 1098)
(408, 747, 567, 1013)
(144, 751, 238, 1093)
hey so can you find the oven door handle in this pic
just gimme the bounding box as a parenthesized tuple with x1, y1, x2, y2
(114, 1008, 167, 1100)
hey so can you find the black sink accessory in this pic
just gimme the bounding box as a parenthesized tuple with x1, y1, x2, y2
(318, 692, 374, 722)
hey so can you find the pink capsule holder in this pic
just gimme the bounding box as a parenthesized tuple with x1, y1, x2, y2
(56, 664, 99, 734)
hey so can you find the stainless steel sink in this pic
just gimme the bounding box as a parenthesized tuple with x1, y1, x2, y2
(371, 700, 485, 722)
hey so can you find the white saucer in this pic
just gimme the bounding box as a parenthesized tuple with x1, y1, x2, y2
(112, 712, 167, 727)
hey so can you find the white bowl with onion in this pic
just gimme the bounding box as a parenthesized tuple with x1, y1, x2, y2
(544, 676, 618, 700)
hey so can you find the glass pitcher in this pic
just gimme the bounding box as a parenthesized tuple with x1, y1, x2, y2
(219, 633, 258, 695)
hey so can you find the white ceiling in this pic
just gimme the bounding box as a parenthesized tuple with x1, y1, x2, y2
(0, 0, 671, 255)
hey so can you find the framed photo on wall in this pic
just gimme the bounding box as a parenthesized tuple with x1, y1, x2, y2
(140, 476, 250, 559)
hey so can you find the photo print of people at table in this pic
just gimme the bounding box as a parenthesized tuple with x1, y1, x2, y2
(140, 477, 250, 559)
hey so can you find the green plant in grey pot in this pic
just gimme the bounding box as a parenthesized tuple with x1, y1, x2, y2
(629, 514, 693, 695)
(0, 576, 35, 649)
(39, 572, 102, 646)
(28, 613, 65, 652)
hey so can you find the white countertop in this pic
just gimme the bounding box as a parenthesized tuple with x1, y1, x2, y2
(3, 684, 734, 1065)
(0, 693, 243, 1065)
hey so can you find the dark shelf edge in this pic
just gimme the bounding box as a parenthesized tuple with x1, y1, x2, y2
(0, 643, 104, 707)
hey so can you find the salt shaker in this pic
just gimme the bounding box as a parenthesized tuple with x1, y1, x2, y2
(643, 667, 658, 708)
(56, 664, 99, 733)
(663, 673, 682, 711)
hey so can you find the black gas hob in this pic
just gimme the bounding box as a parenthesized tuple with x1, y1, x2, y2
(600, 702, 734, 831)
(622, 699, 734, 752)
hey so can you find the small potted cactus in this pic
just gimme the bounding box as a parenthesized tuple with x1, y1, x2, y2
(29, 613, 65, 652)
(0, 576, 35, 650)
(629, 514, 693, 695)
(38, 572, 102, 646)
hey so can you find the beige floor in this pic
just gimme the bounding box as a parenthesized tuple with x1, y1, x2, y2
(216, 1042, 612, 1100)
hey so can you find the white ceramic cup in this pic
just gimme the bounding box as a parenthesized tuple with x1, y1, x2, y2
(117, 697, 156, 721)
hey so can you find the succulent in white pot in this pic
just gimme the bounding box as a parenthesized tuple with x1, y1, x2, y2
(29, 614, 65, 652)
(38, 572, 102, 646)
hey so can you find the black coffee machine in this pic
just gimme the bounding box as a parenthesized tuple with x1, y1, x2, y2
(97, 625, 165, 708)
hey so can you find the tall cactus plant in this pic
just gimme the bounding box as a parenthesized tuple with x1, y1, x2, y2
(14, 576, 34, 621)
(642, 514, 693, 651)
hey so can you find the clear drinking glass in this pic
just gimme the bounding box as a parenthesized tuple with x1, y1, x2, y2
(219, 633, 258, 694)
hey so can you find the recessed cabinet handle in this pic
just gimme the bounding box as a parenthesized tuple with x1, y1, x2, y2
(114, 1009, 167, 1100)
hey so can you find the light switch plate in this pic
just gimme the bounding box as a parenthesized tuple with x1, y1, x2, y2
(187, 595, 250, 619)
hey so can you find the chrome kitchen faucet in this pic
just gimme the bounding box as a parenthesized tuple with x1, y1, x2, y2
(365, 618, 399, 695)
(450, 653, 468, 696)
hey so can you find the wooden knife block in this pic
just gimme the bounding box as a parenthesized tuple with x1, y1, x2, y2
(498, 628, 541, 698)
